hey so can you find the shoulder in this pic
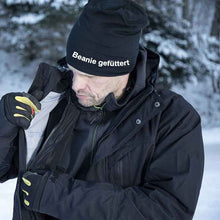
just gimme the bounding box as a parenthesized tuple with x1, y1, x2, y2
(157, 88, 200, 118)
(154, 88, 201, 135)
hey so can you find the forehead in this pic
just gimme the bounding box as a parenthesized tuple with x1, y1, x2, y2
(67, 64, 94, 77)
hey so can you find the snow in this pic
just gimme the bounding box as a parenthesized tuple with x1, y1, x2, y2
(157, 40, 189, 59)
(202, 127, 220, 145)
(11, 13, 46, 25)
(0, 179, 15, 220)
(144, 32, 189, 61)
(51, 0, 77, 9)
(194, 128, 220, 219)
(6, 0, 50, 5)
(6, 0, 87, 8)
(144, 31, 164, 44)
(51, 0, 87, 9)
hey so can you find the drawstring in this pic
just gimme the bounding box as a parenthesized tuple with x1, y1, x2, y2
(93, 102, 106, 110)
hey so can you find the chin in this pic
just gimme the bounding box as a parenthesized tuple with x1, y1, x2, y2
(78, 97, 104, 107)
(78, 99, 93, 107)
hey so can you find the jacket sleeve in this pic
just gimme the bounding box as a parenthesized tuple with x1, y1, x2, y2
(0, 98, 19, 183)
(37, 94, 204, 220)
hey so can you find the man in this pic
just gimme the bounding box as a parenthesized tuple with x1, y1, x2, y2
(0, 0, 204, 219)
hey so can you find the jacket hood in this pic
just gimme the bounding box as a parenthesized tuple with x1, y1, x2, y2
(57, 43, 160, 112)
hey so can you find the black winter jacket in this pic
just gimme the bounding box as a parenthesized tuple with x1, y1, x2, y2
(0, 44, 204, 220)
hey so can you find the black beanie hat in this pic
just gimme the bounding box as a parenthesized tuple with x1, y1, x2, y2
(66, 0, 148, 77)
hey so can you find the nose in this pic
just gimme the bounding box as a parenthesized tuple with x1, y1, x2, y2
(72, 73, 87, 92)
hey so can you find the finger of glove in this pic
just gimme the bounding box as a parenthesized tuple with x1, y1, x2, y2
(21, 172, 39, 193)
(5, 93, 33, 115)
(14, 101, 35, 117)
(13, 108, 33, 121)
(22, 172, 42, 193)
(21, 177, 31, 193)
(21, 187, 31, 208)
(21, 176, 33, 207)
(22, 92, 41, 111)
(22, 171, 50, 187)
(13, 110, 32, 129)
(21, 172, 42, 209)
(14, 96, 38, 113)
(15, 93, 41, 112)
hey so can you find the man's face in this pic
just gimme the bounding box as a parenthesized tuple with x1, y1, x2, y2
(67, 64, 129, 107)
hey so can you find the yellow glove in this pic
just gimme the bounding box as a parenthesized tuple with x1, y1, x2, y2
(1, 92, 41, 129)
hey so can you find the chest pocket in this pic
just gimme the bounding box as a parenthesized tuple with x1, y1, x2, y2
(107, 151, 131, 188)
(106, 152, 131, 187)
(108, 152, 132, 187)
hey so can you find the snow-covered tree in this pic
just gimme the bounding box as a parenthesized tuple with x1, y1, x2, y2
(141, 0, 219, 91)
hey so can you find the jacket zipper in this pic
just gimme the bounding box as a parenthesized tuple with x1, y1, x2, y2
(90, 123, 99, 165)
(90, 106, 105, 165)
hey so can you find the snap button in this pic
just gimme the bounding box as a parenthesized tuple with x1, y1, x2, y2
(154, 101, 160, 107)
(136, 119, 141, 125)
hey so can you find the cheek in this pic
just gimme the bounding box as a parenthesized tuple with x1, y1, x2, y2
(90, 82, 108, 98)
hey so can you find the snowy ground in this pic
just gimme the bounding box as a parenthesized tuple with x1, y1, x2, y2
(194, 128, 220, 219)
(0, 51, 219, 218)
(0, 128, 219, 219)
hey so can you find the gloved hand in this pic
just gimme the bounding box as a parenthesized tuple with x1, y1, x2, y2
(21, 171, 50, 211)
(1, 92, 41, 129)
